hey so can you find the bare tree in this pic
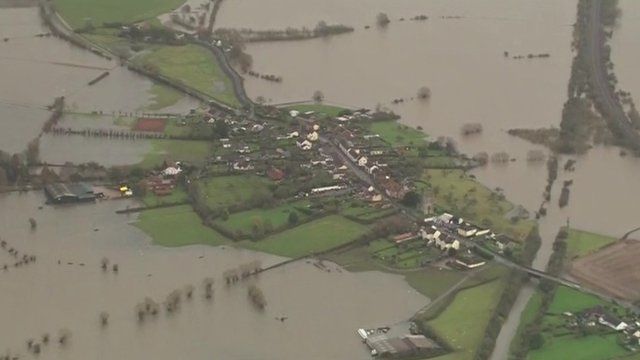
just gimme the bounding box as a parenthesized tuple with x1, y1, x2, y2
(248, 285, 267, 309)
(376, 12, 391, 27)
(100, 257, 109, 272)
(184, 284, 195, 300)
(203, 277, 214, 299)
(58, 329, 71, 347)
(417, 86, 431, 100)
(100, 311, 109, 327)
(312, 90, 324, 103)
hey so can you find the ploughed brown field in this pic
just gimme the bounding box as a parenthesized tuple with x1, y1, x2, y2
(134, 118, 166, 132)
(570, 239, 640, 300)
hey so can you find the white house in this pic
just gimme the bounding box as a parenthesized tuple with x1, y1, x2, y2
(457, 224, 477, 238)
(435, 234, 460, 251)
(599, 315, 628, 331)
(289, 110, 300, 117)
(297, 140, 313, 150)
(306, 131, 319, 142)
(357, 156, 368, 167)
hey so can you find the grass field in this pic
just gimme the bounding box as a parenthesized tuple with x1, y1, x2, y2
(135, 44, 239, 107)
(135, 205, 230, 247)
(198, 175, 271, 209)
(54, 0, 184, 30)
(423, 169, 535, 242)
(146, 83, 184, 111)
(547, 286, 605, 314)
(427, 279, 506, 360)
(285, 104, 348, 117)
(528, 334, 627, 360)
(368, 121, 427, 147)
(243, 215, 368, 258)
(405, 268, 466, 299)
(566, 229, 617, 259)
(140, 139, 210, 168)
(212, 200, 311, 236)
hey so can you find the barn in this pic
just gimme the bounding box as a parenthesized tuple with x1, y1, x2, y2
(44, 183, 96, 204)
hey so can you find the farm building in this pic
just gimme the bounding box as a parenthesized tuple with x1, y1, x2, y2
(366, 334, 439, 358)
(45, 183, 96, 204)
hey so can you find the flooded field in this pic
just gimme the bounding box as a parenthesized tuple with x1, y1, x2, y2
(612, 0, 640, 102)
(0, 6, 198, 154)
(0, 192, 426, 359)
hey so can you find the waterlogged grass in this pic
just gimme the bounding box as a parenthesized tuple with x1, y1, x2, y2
(369, 120, 427, 147)
(55, 0, 184, 29)
(140, 139, 210, 168)
(427, 279, 506, 360)
(565, 228, 617, 259)
(423, 169, 535, 242)
(146, 83, 184, 111)
(135, 44, 239, 107)
(135, 205, 230, 247)
(212, 200, 311, 236)
(198, 175, 271, 209)
(243, 215, 369, 258)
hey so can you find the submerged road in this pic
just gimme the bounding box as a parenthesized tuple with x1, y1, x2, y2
(587, 0, 640, 149)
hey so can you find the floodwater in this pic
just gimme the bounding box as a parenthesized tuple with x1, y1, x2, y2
(0, 192, 426, 359)
(612, 0, 640, 102)
(217, 0, 640, 358)
(0, 6, 198, 154)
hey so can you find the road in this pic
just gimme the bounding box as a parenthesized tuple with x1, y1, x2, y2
(587, 0, 640, 149)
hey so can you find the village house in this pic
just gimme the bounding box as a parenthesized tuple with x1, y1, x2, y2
(457, 223, 477, 238)
(455, 254, 486, 269)
(296, 139, 313, 150)
(435, 233, 460, 251)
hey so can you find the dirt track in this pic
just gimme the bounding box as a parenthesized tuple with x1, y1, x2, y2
(570, 239, 640, 300)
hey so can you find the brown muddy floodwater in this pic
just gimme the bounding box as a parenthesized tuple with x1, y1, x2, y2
(0, 192, 426, 359)
(217, 1, 640, 358)
(0, 6, 198, 155)
(612, 0, 640, 101)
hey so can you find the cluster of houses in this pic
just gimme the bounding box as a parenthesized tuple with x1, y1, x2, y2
(139, 163, 183, 197)
(565, 306, 640, 346)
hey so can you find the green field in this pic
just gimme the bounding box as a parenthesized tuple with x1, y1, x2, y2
(243, 215, 368, 258)
(566, 229, 617, 259)
(54, 0, 184, 29)
(547, 286, 605, 314)
(285, 104, 348, 117)
(146, 83, 184, 111)
(198, 175, 271, 209)
(213, 200, 311, 236)
(405, 268, 466, 299)
(423, 169, 535, 242)
(140, 139, 210, 168)
(427, 279, 506, 360)
(135, 205, 230, 247)
(528, 334, 627, 360)
(368, 120, 427, 147)
(134, 44, 239, 107)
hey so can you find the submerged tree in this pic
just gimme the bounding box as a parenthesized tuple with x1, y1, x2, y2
(376, 12, 391, 27)
(417, 86, 431, 100)
(312, 90, 324, 103)
(100, 311, 110, 327)
(248, 285, 267, 310)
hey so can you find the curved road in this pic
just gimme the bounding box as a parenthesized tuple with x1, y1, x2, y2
(588, 0, 640, 149)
